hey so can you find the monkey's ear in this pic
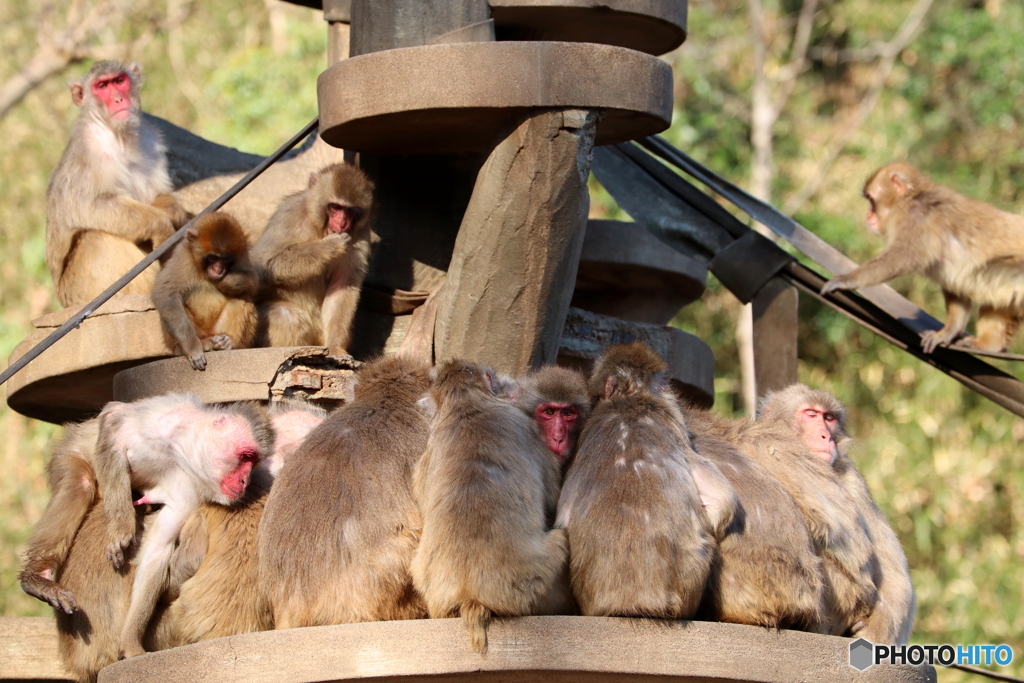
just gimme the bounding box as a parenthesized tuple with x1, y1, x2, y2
(482, 368, 498, 394)
(603, 375, 618, 401)
(890, 172, 909, 196)
(70, 82, 85, 106)
(308, 172, 319, 189)
(417, 394, 437, 417)
(652, 370, 669, 394)
(127, 62, 142, 83)
(185, 227, 200, 242)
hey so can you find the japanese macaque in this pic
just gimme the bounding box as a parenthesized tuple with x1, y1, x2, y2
(46, 61, 190, 308)
(514, 366, 590, 467)
(555, 343, 730, 619)
(686, 419, 825, 630)
(708, 391, 879, 637)
(253, 163, 374, 354)
(96, 396, 270, 659)
(152, 212, 259, 370)
(411, 360, 567, 652)
(258, 357, 431, 628)
(821, 162, 1024, 353)
(50, 402, 320, 682)
(761, 385, 915, 644)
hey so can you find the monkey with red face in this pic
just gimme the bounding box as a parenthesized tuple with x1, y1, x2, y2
(46, 61, 190, 308)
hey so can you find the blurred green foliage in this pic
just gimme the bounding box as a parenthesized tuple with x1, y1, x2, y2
(1, 1, 1023, 681)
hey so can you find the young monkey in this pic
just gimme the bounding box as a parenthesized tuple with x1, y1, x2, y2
(253, 164, 374, 354)
(152, 212, 259, 370)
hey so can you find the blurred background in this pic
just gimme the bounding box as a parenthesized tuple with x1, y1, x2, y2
(0, 1, 1021, 680)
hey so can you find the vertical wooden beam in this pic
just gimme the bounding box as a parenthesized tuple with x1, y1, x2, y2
(324, 0, 351, 64)
(752, 277, 799, 398)
(349, 0, 490, 56)
(434, 109, 598, 374)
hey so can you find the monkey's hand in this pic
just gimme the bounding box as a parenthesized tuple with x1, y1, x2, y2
(820, 276, 855, 296)
(19, 566, 78, 614)
(105, 524, 136, 569)
(152, 194, 192, 230)
(321, 232, 351, 260)
(920, 327, 962, 354)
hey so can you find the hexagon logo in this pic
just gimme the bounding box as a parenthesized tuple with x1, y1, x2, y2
(849, 638, 874, 671)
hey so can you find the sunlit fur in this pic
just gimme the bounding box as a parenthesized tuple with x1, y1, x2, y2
(258, 357, 432, 629)
(761, 385, 915, 644)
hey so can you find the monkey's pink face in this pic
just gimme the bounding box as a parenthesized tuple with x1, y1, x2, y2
(92, 72, 134, 121)
(535, 402, 579, 462)
(326, 203, 361, 234)
(797, 404, 839, 465)
(207, 414, 262, 502)
(864, 193, 882, 234)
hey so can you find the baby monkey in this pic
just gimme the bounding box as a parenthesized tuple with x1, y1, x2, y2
(152, 212, 258, 370)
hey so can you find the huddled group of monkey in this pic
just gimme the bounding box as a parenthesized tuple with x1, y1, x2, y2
(20, 49, 1024, 681)
(19, 341, 915, 682)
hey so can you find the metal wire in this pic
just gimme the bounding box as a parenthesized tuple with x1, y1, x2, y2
(0, 117, 320, 389)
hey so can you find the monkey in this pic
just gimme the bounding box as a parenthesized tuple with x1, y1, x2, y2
(253, 163, 374, 354)
(46, 60, 190, 308)
(821, 162, 1024, 353)
(513, 366, 591, 468)
(411, 359, 567, 653)
(760, 384, 916, 644)
(93, 395, 270, 659)
(48, 403, 327, 681)
(555, 342, 730, 620)
(698, 390, 879, 637)
(683, 415, 826, 630)
(257, 356, 432, 629)
(151, 212, 259, 371)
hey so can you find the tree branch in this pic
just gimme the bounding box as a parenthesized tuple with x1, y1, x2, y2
(782, 0, 936, 215)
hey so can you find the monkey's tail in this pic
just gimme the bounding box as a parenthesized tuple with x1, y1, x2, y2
(461, 600, 491, 653)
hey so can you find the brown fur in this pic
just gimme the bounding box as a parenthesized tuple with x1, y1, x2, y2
(151, 212, 259, 371)
(253, 163, 374, 353)
(743, 389, 879, 636)
(822, 162, 1024, 352)
(47, 61, 190, 308)
(556, 343, 719, 619)
(45, 402, 274, 682)
(411, 360, 566, 652)
(685, 412, 825, 630)
(258, 356, 431, 629)
(762, 385, 915, 643)
(18, 421, 101, 614)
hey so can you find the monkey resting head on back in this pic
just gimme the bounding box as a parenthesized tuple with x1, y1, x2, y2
(760, 384, 915, 644)
(39, 401, 276, 683)
(410, 359, 567, 653)
(46, 60, 190, 308)
(556, 342, 733, 620)
(258, 356, 432, 629)
(152, 211, 259, 371)
(821, 162, 1024, 353)
(253, 163, 374, 354)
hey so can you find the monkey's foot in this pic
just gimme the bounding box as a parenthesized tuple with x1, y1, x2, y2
(202, 334, 233, 351)
(19, 574, 78, 614)
(820, 278, 852, 296)
(105, 528, 136, 569)
(920, 328, 962, 354)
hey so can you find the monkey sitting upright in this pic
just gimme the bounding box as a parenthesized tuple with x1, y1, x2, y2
(46, 60, 190, 308)
(253, 163, 374, 355)
(151, 212, 259, 371)
(822, 162, 1024, 353)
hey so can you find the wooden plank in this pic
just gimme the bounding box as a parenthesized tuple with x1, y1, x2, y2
(0, 617, 73, 682)
(752, 278, 799, 397)
(434, 109, 598, 374)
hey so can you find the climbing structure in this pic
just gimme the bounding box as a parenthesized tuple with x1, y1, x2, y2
(2, 2, 936, 682)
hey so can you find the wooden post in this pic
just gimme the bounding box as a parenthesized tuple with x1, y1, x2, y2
(752, 277, 799, 398)
(434, 109, 598, 374)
